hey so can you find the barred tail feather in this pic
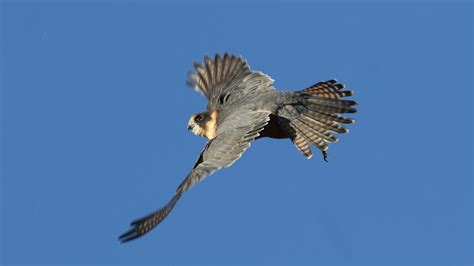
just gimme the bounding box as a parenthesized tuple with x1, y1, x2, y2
(297, 79, 358, 114)
(293, 134, 313, 159)
(277, 117, 313, 159)
(299, 79, 354, 99)
(296, 116, 338, 143)
(304, 98, 358, 113)
(301, 113, 349, 134)
(282, 79, 357, 161)
(290, 119, 328, 152)
(303, 109, 355, 124)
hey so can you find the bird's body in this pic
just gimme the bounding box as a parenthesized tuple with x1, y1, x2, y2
(119, 53, 358, 242)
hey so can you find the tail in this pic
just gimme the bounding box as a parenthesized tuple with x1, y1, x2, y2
(277, 79, 357, 161)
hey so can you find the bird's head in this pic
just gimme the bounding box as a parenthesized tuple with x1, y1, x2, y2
(187, 111, 217, 139)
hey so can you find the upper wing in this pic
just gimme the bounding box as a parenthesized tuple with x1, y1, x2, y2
(187, 53, 274, 111)
(119, 110, 271, 243)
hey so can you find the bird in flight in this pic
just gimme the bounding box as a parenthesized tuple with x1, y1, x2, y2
(119, 53, 357, 242)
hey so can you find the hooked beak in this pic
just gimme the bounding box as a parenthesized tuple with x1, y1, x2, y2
(187, 115, 196, 131)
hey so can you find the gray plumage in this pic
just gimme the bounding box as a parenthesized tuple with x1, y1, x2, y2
(119, 53, 357, 242)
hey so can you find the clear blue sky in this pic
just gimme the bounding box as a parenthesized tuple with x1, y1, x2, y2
(1, 1, 472, 265)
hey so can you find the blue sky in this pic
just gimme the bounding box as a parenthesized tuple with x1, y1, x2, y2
(1, 1, 472, 265)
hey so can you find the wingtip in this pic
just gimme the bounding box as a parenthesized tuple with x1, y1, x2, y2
(204, 55, 212, 65)
(118, 213, 153, 243)
(193, 61, 203, 70)
(118, 228, 141, 243)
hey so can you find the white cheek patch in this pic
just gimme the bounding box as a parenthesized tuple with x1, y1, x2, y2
(192, 125, 205, 137)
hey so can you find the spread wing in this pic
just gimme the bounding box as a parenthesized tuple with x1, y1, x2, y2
(187, 53, 274, 111)
(119, 110, 271, 243)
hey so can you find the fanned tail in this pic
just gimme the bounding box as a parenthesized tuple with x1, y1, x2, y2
(279, 79, 357, 161)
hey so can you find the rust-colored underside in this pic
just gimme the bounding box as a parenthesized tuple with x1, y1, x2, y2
(258, 114, 288, 139)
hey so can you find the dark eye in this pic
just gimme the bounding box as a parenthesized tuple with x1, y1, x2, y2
(195, 114, 204, 122)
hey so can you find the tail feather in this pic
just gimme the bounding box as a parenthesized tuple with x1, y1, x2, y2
(301, 113, 349, 134)
(305, 102, 357, 114)
(283, 105, 332, 147)
(290, 119, 328, 152)
(297, 116, 338, 143)
(301, 94, 358, 106)
(304, 98, 358, 113)
(298, 79, 357, 113)
(303, 108, 355, 124)
(313, 90, 353, 99)
(279, 79, 357, 160)
(299, 80, 353, 99)
(277, 117, 313, 159)
(293, 134, 313, 158)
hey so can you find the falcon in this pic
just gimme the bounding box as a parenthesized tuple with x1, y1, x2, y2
(119, 53, 357, 242)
